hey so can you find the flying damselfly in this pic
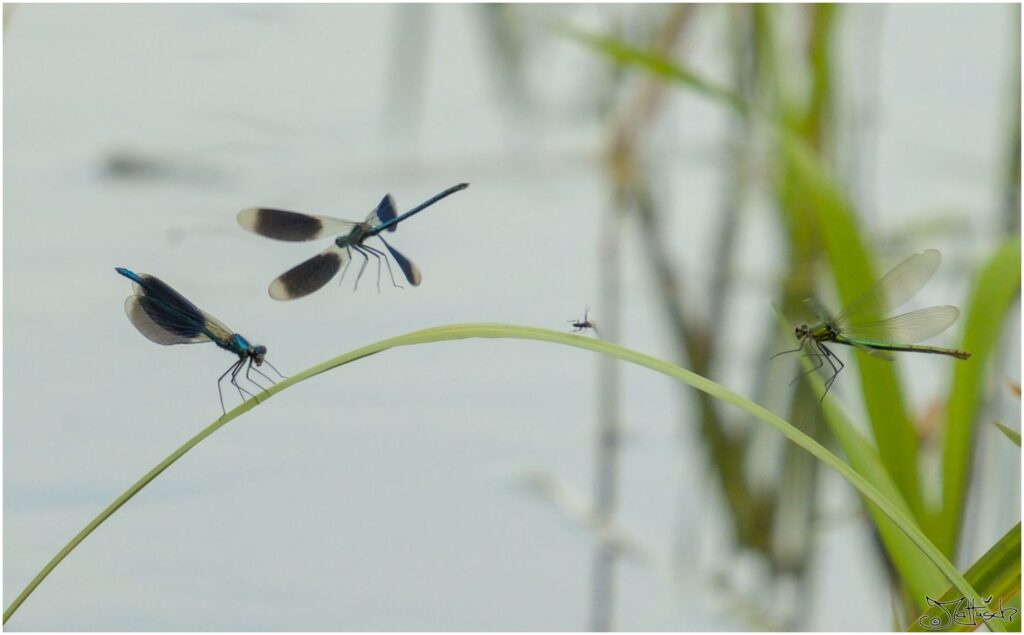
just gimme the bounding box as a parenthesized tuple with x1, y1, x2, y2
(237, 183, 469, 300)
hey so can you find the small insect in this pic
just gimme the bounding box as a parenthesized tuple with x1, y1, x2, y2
(569, 308, 599, 335)
(115, 268, 283, 414)
(776, 249, 970, 398)
(237, 183, 469, 300)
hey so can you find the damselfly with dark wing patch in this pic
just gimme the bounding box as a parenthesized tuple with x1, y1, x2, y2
(238, 183, 469, 300)
(116, 268, 284, 414)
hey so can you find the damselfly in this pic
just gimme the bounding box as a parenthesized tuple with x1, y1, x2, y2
(116, 268, 283, 414)
(778, 249, 970, 396)
(238, 183, 469, 300)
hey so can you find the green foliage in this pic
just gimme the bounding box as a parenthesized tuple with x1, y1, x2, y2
(555, 23, 746, 113)
(777, 309, 948, 608)
(560, 17, 1019, 624)
(994, 422, 1022, 447)
(937, 238, 1022, 556)
(780, 136, 924, 518)
(908, 523, 1021, 632)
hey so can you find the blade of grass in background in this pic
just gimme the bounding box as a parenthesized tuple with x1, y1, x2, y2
(780, 133, 924, 519)
(555, 24, 746, 113)
(774, 309, 947, 608)
(936, 238, 1022, 557)
(994, 423, 1022, 448)
(908, 522, 1021, 632)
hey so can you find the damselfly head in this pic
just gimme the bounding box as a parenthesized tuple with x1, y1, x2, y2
(795, 324, 810, 340)
(251, 345, 267, 366)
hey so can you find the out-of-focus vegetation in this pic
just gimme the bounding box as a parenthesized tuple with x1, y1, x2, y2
(555, 4, 1020, 630)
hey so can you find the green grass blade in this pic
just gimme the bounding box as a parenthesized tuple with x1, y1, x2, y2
(781, 136, 923, 518)
(773, 308, 949, 608)
(936, 238, 1022, 556)
(994, 422, 1022, 448)
(908, 523, 1021, 632)
(3, 324, 989, 625)
(554, 24, 746, 114)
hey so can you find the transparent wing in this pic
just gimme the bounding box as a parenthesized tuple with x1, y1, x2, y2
(238, 208, 358, 242)
(834, 249, 941, 330)
(366, 194, 399, 233)
(124, 296, 211, 345)
(804, 297, 835, 323)
(841, 305, 960, 345)
(269, 245, 349, 300)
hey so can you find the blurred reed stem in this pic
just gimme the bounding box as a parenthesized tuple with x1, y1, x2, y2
(591, 7, 691, 630)
(1000, 6, 1020, 235)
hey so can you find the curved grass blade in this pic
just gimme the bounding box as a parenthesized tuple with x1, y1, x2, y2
(937, 238, 1022, 557)
(781, 135, 923, 518)
(771, 308, 946, 606)
(2, 324, 992, 626)
(908, 522, 1021, 632)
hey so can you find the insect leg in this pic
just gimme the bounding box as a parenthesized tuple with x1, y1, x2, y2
(244, 358, 273, 397)
(337, 247, 355, 287)
(823, 348, 845, 393)
(366, 242, 402, 290)
(818, 343, 844, 401)
(216, 362, 235, 415)
(362, 244, 389, 292)
(771, 344, 808, 359)
(246, 360, 276, 392)
(262, 358, 287, 380)
(350, 246, 370, 291)
(790, 348, 825, 386)
(230, 359, 257, 404)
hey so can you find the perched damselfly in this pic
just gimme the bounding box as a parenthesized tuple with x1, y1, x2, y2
(116, 268, 284, 414)
(778, 249, 970, 396)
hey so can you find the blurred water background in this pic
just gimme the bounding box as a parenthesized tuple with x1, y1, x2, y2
(4, 4, 1020, 630)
